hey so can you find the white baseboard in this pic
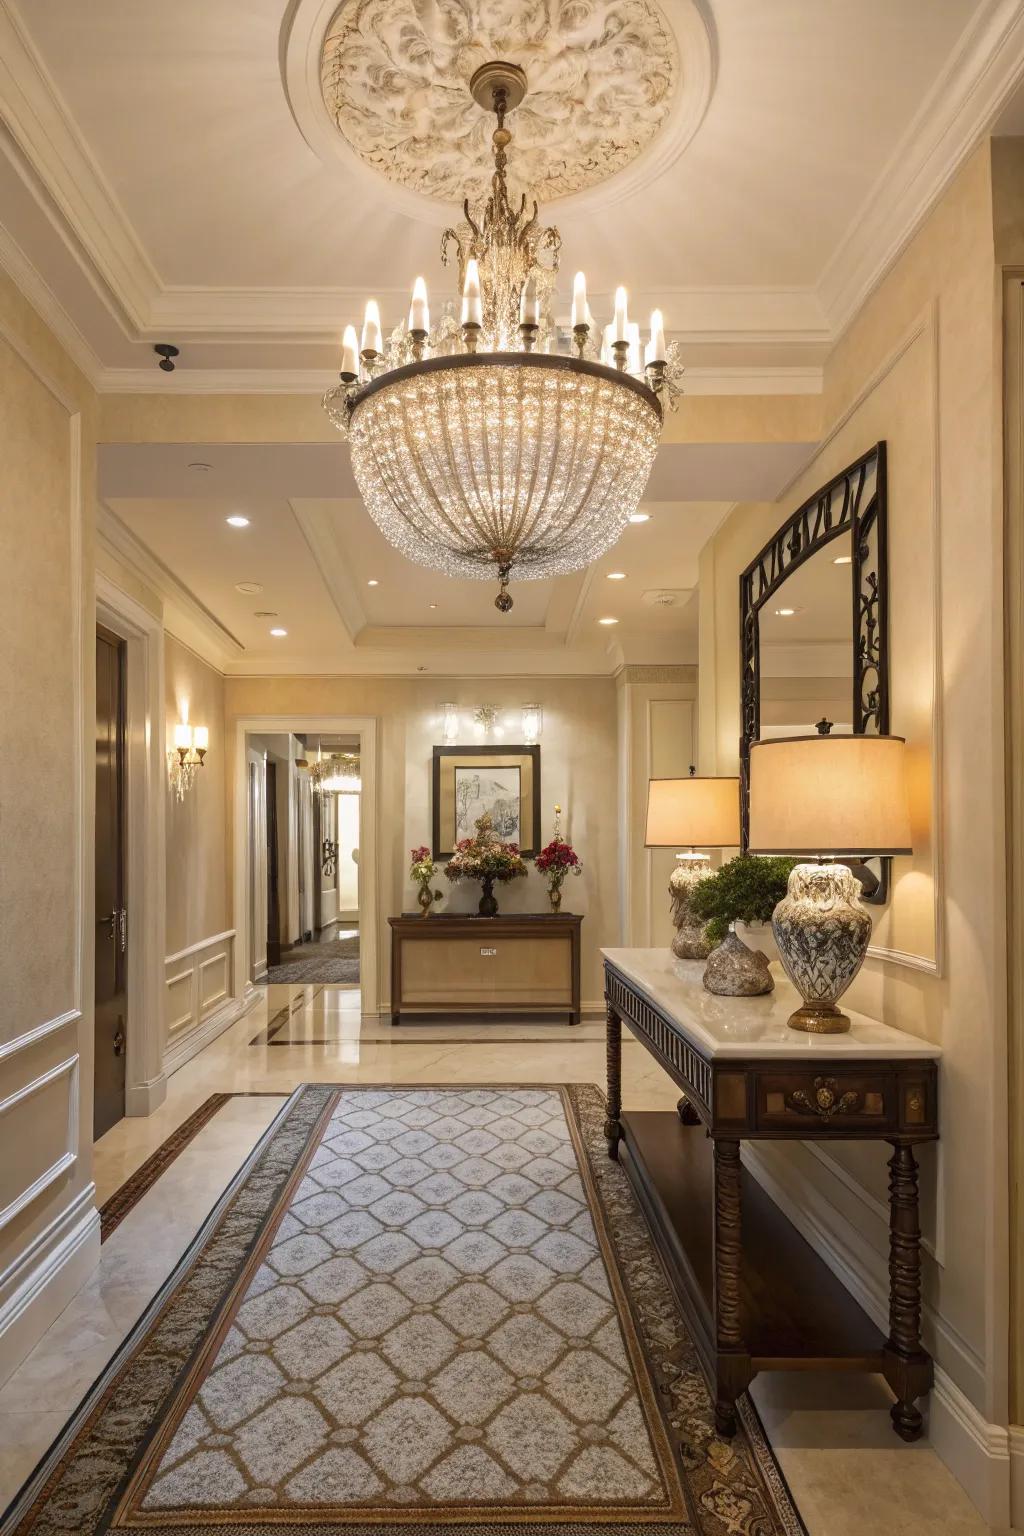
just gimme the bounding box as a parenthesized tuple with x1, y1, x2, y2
(162, 990, 259, 1079)
(125, 1072, 167, 1117)
(743, 1143, 1009, 1524)
(0, 1185, 100, 1388)
(373, 1001, 606, 1022)
(1010, 1425, 1024, 1531)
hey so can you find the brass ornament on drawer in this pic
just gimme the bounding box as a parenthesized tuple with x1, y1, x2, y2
(784, 1076, 863, 1123)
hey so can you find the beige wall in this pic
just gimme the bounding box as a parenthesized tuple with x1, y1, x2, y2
(697, 143, 1006, 1431)
(225, 675, 620, 1005)
(165, 636, 229, 956)
(0, 269, 99, 1380)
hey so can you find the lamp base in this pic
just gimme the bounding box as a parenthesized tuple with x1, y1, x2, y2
(786, 1001, 851, 1034)
(772, 862, 872, 1035)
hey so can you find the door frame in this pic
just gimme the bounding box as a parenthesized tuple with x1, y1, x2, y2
(232, 716, 379, 1014)
(95, 575, 167, 1116)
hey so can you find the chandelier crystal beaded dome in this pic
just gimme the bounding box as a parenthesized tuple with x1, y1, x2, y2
(322, 61, 684, 611)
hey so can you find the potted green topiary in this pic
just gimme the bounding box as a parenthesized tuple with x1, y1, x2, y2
(688, 854, 796, 996)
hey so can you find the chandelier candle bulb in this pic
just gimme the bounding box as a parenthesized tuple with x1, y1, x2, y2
(462, 260, 483, 327)
(192, 725, 209, 761)
(340, 325, 359, 381)
(613, 286, 629, 342)
(571, 271, 588, 328)
(361, 299, 382, 359)
(409, 277, 429, 334)
(647, 309, 666, 365)
(173, 723, 192, 753)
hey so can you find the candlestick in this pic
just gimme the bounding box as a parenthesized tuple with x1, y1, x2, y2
(461, 259, 483, 327)
(520, 276, 539, 327)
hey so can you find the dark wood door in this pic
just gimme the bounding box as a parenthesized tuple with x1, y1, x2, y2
(95, 627, 127, 1140)
(312, 791, 323, 937)
(266, 759, 281, 967)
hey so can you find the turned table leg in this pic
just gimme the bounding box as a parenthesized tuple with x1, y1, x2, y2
(605, 1003, 622, 1160)
(712, 1137, 748, 1437)
(883, 1140, 933, 1440)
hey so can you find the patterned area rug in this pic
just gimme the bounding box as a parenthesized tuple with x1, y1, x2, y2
(259, 936, 359, 986)
(2, 1086, 804, 1536)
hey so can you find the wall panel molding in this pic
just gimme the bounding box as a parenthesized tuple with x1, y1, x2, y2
(163, 930, 237, 1073)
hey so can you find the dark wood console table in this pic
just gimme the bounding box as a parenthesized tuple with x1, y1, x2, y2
(602, 948, 939, 1442)
(390, 913, 582, 1025)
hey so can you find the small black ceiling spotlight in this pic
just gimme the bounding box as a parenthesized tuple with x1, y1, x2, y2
(154, 343, 180, 373)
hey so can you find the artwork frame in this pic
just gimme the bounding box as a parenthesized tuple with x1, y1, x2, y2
(432, 744, 541, 859)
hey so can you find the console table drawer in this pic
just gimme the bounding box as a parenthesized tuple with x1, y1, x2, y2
(754, 1071, 893, 1130)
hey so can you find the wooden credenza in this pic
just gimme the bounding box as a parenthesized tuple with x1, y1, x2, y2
(602, 947, 940, 1443)
(389, 913, 582, 1025)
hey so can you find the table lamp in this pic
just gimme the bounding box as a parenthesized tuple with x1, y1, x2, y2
(747, 730, 912, 1032)
(645, 772, 740, 958)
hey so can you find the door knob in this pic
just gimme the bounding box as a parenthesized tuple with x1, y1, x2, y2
(113, 1024, 125, 1057)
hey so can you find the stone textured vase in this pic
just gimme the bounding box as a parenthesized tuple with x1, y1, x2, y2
(702, 927, 774, 996)
(668, 854, 713, 961)
(771, 862, 872, 1032)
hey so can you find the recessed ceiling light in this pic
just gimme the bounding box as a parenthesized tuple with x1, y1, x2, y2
(429, 603, 438, 610)
(226, 515, 249, 528)
(833, 554, 852, 565)
(269, 627, 288, 637)
(235, 581, 263, 595)
(774, 607, 799, 617)
(254, 610, 277, 618)
(628, 512, 650, 524)
(188, 461, 212, 473)
(598, 616, 619, 626)
(606, 571, 627, 580)
(367, 579, 379, 587)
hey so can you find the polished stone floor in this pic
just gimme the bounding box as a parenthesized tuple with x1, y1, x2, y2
(0, 985, 998, 1535)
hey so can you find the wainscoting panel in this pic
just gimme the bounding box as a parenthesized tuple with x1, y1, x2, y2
(163, 931, 239, 1075)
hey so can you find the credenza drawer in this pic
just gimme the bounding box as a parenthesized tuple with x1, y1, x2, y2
(399, 933, 573, 1007)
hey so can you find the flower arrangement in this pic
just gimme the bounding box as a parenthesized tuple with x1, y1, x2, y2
(444, 812, 527, 916)
(688, 853, 797, 947)
(409, 845, 444, 917)
(535, 805, 582, 912)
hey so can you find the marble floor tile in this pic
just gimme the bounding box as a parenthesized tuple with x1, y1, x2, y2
(0, 986, 997, 1535)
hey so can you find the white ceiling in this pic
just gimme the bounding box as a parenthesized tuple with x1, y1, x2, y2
(2, 0, 1018, 387)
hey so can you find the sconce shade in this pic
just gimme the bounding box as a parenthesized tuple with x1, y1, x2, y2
(748, 734, 912, 856)
(645, 777, 741, 848)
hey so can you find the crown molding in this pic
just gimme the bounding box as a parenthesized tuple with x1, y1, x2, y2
(96, 502, 245, 663)
(287, 500, 361, 647)
(819, 0, 1024, 337)
(0, 215, 102, 386)
(0, 1, 160, 332)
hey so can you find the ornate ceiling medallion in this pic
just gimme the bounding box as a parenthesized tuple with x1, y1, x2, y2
(319, 0, 679, 207)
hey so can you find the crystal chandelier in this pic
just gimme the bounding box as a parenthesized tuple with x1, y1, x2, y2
(308, 747, 361, 796)
(323, 61, 683, 611)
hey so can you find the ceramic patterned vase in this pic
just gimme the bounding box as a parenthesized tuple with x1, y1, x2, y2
(548, 885, 563, 913)
(702, 927, 774, 996)
(771, 862, 872, 1032)
(668, 854, 713, 961)
(478, 875, 499, 917)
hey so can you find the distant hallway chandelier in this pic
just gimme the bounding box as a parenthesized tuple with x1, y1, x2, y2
(323, 61, 683, 611)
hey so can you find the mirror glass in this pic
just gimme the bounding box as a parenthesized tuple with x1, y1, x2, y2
(757, 543, 854, 738)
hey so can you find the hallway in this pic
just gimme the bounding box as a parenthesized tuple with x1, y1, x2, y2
(0, 987, 992, 1536)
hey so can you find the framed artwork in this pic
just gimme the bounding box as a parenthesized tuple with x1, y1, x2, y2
(432, 745, 541, 859)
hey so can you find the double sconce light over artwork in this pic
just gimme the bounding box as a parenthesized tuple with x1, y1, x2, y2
(442, 703, 543, 746)
(168, 721, 208, 801)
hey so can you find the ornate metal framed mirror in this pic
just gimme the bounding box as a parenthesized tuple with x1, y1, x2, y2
(739, 441, 890, 903)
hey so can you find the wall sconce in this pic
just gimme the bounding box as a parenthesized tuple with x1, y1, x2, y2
(168, 722, 208, 801)
(521, 704, 543, 745)
(442, 703, 459, 744)
(473, 704, 499, 739)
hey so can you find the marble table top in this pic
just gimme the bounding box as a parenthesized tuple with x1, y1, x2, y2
(601, 948, 941, 1061)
